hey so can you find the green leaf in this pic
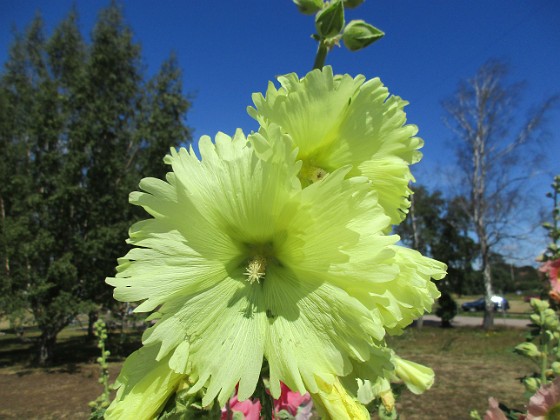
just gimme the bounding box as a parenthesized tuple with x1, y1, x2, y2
(315, 0, 345, 39)
(342, 20, 384, 51)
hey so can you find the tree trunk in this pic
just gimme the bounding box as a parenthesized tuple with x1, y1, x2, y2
(441, 319, 453, 328)
(481, 238, 495, 330)
(38, 328, 58, 366)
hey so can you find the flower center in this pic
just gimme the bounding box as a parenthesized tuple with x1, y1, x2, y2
(244, 255, 267, 284)
(300, 161, 328, 185)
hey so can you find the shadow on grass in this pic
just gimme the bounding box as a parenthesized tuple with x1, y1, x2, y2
(0, 326, 143, 370)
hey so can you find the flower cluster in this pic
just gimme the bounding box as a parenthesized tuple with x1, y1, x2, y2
(105, 66, 446, 419)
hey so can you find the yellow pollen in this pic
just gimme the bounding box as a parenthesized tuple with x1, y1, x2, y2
(244, 256, 267, 284)
(300, 162, 328, 185)
(310, 167, 327, 182)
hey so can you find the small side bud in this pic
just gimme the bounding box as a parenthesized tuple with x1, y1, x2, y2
(342, 20, 384, 51)
(524, 377, 540, 394)
(531, 313, 542, 326)
(315, 0, 345, 39)
(531, 298, 549, 312)
(293, 0, 324, 15)
(514, 342, 542, 359)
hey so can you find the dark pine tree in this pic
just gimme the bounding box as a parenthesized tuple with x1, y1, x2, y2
(0, 2, 192, 365)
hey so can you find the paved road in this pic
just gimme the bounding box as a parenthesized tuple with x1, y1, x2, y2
(420, 314, 531, 328)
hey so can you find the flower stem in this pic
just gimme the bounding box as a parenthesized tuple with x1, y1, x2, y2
(542, 341, 549, 384)
(313, 41, 328, 69)
(255, 361, 274, 420)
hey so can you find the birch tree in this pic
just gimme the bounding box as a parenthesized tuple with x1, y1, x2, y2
(443, 59, 557, 329)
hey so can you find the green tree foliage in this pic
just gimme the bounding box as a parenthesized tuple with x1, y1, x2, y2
(489, 253, 541, 294)
(433, 196, 480, 296)
(395, 185, 479, 295)
(0, 3, 191, 365)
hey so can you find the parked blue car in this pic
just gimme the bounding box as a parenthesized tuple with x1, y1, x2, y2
(461, 296, 510, 312)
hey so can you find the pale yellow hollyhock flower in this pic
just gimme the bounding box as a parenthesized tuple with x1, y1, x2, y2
(107, 126, 403, 410)
(311, 376, 370, 420)
(105, 345, 184, 419)
(249, 66, 423, 224)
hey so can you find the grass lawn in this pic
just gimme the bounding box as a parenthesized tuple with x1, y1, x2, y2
(0, 321, 536, 419)
(389, 326, 534, 419)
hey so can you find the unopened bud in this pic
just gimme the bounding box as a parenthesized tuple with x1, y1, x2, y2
(342, 20, 384, 51)
(293, 0, 323, 15)
(380, 389, 395, 413)
(514, 342, 541, 359)
(531, 298, 549, 312)
(544, 315, 559, 330)
(524, 377, 540, 393)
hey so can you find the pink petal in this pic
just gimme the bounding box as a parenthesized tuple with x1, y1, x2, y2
(483, 397, 508, 420)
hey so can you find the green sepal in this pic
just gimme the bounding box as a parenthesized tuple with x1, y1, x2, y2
(293, 0, 324, 15)
(315, 0, 345, 39)
(342, 20, 384, 51)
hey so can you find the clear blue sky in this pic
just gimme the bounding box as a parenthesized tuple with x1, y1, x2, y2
(1, 0, 559, 263)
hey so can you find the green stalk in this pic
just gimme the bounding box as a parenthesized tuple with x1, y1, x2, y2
(542, 341, 549, 384)
(313, 41, 328, 69)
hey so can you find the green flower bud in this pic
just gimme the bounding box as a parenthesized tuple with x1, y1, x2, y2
(531, 313, 543, 326)
(514, 342, 542, 359)
(293, 0, 324, 15)
(343, 0, 364, 8)
(342, 20, 384, 51)
(531, 298, 549, 312)
(524, 377, 540, 393)
(543, 312, 560, 330)
(315, 0, 345, 38)
(394, 357, 434, 394)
